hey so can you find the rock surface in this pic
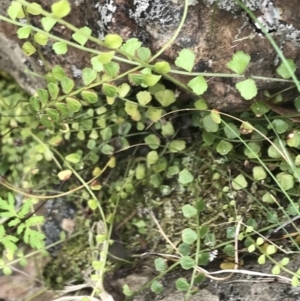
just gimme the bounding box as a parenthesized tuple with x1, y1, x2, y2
(0, 0, 300, 110)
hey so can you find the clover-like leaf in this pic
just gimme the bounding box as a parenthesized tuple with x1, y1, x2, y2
(51, 0, 71, 18)
(155, 89, 175, 107)
(22, 42, 36, 56)
(276, 59, 296, 79)
(188, 76, 208, 95)
(175, 49, 195, 72)
(104, 34, 123, 49)
(227, 51, 251, 74)
(82, 68, 97, 86)
(52, 42, 68, 55)
(178, 169, 194, 185)
(72, 26, 92, 46)
(236, 78, 257, 100)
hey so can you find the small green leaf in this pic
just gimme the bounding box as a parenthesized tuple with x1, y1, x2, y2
(145, 134, 160, 149)
(154, 258, 167, 272)
(137, 47, 151, 61)
(203, 114, 219, 132)
(182, 204, 197, 218)
(129, 73, 144, 86)
(232, 174, 248, 190)
(104, 62, 119, 78)
(216, 140, 233, 155)
(262, 192, 275, 204)
(7, 1, 23, 20)
(47, 83, 59, 99)
(29, 96, 39, 111)
(223, 244, 235, 257)
(276, 172, 294, 190)
(102, 84, 118, 97)
(125, 102, 138, 117)
(178, 169, 194, 185)
(276, 59, 296, 79)
(45, 108, 59, 122)
(248, 244, 256, 253)
(178, 243, 190, 256)
(91, 56, 104, 72)
(147, 106, 162, 122)
(162, 122, 175, 137)
(175, 278, 189, 292)
(182, 228, 197, 244)
(226, 226, 236, 239)
(72, 26, 92, 46)
(256, 237, 264, 245)
(52, 65, 66, 80)
(52, 42, 68, 55)
(3, 266, 12, 275)
(22, 42, 36, 56)
(123, 284, 133, 297)
(180, 256, 195, 270)
(144, 74, 161, 86)
(17, 26, 31, 39)
(26, 3, 42, 15)
(135, 164, 145, 180)
(65, 153, 81, 163)
(253, 166, 267, 181)
(120, 38, 142, 56)
(244, 142, 261, 159)
(96, 52, 115, 64)
(41, 16, 57, 32)
(199, 225, 209, 238)
(194, 98, 208, 110)
(151, 280, 163, 294)
(175, 49, 195, 72)
(287, 130, 300, 148)
(227, 51, 251, 74)
(271, 119, 288, 134)
(188, 76, 208, 95)
(250, 101, 269, 116)
(81, 90, 98, 103)
(236, 79, 257, 100)
(136, 91, 152, 106)
(55, 103, 68, 115)
(82, 68, 97, 86)
(117, 83, 130, 97)
(147, 151, 159, 165)
(272, 265, 280, 275)
(101, 144, 114, 155)
(88, 199, 98, 210)
(195, 199, 206, 212)
(37, 89, 49, 104)
(166, 166, 180, 178)
(57, 169, 72, 181)
(292, 276, 300, 287)
(34, 32, 48, 46)
(211, 110, 221, 124)
(51, 0, 71, 18)
(281, 257, 289, 266)
(155, 89, 175, 107)
(168, 140, 186, 153)
(224, 123, 240, 139)
(60, 77, 74, 94)
(258, 254, 266, 264)
(154, 61, 171, 74)
(104, 34, 123, 49)
(66, 97, 81, 112)
(40, 115, 54, 129)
